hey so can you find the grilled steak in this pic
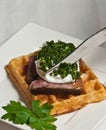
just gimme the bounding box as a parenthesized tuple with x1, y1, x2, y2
(27, 55, 82, 95)
(29, 78, 82, 95)
(26, 56, 38, 84)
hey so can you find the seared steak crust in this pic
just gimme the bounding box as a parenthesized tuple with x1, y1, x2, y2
(27, 56, 82, 95)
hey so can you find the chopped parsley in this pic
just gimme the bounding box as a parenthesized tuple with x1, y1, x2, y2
(37, 40, 80, 80)
(50, 62, 80, 80)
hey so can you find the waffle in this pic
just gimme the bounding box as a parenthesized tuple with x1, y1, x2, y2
(5, 51, 106, 115)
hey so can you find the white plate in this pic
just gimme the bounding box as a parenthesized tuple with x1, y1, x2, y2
(0, 23, 106, 130)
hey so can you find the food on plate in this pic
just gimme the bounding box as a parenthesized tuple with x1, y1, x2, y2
(28, 41, 82, 95)
(35, 40, 80, 83)
(5, 40, 106, 115)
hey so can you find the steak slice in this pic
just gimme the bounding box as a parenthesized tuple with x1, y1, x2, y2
(26, 56, 38, 84)
(27, 55, 82, 95)
(29, 78, 82, 95)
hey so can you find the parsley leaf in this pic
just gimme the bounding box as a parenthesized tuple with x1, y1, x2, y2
(1, 100, 57, 130)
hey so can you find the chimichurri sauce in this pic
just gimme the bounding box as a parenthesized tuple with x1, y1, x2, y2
(37, 40, 80, 80)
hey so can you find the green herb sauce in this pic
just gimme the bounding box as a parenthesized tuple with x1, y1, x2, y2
(37, 40, 80, 80)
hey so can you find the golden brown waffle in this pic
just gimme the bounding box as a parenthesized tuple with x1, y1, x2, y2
(5, 51, 106, 115)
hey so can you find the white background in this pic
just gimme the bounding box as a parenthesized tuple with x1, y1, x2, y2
(0, 0, 106, 46)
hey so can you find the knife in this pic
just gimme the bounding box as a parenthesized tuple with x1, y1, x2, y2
(46, 27, 106, 74)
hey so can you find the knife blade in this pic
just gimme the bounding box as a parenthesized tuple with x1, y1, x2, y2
(46, 27, 106, 74)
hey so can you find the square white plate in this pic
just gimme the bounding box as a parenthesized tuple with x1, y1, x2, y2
(0, 23, 106, 130)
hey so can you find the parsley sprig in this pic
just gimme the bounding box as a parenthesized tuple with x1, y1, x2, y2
(1, 100, 57, 130)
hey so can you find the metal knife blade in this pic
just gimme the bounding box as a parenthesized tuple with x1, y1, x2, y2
(46, 27, 106, 74)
